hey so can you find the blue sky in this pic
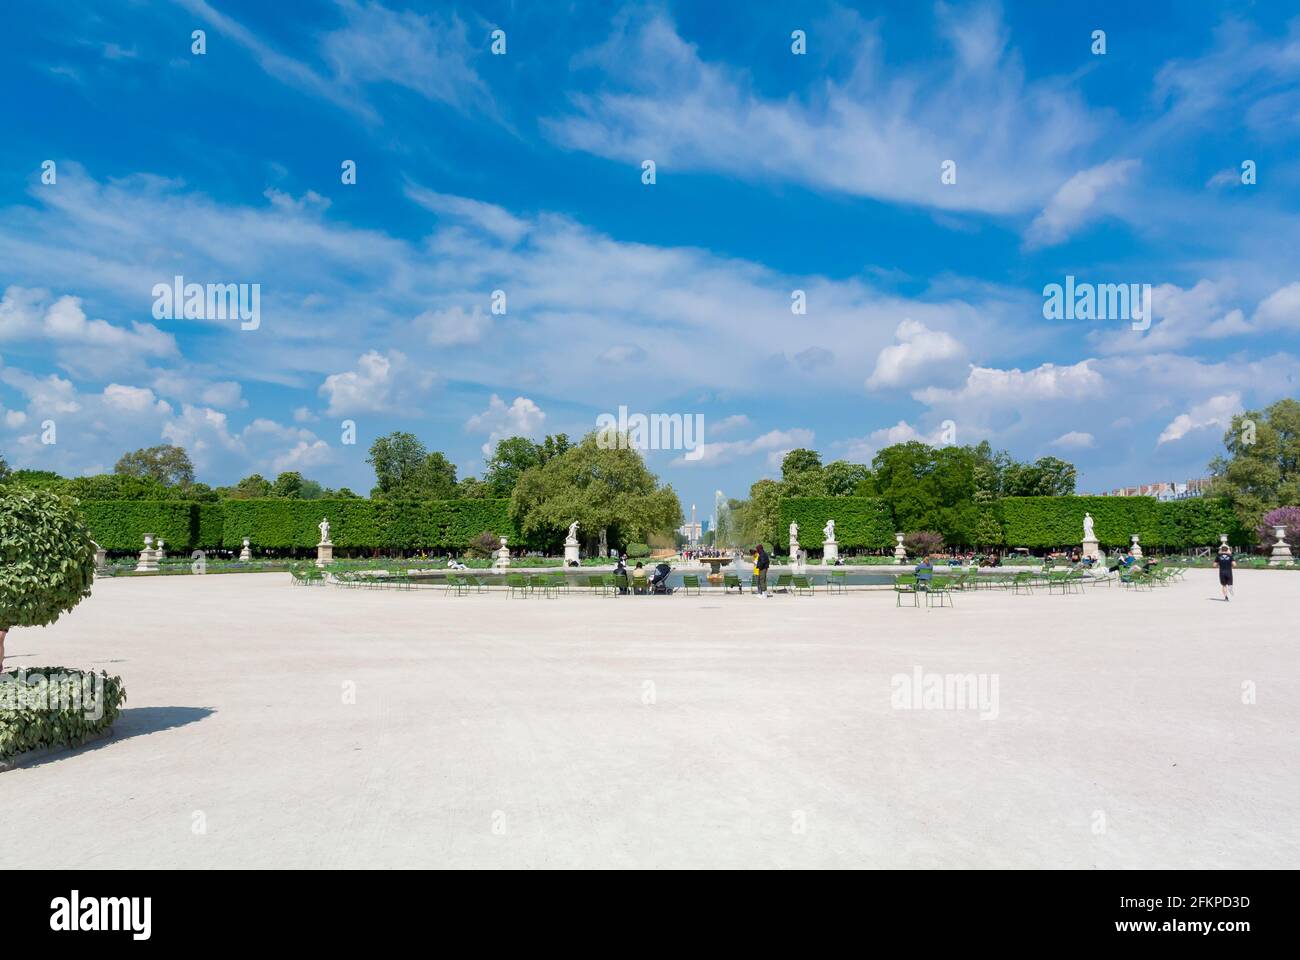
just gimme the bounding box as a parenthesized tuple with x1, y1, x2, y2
(2, 0, 1298, 515)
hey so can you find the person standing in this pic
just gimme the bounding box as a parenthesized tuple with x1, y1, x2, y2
(754, 544, 770, 597)
(1217, 545, 1235, 601)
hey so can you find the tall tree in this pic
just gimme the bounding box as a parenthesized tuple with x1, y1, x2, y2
(271, 471, 304, 499)
(510, 432, 682, 553)
(1209, 398, 1300, 531)
(366, 432, 459, 499)
(114, 444, 195, 487)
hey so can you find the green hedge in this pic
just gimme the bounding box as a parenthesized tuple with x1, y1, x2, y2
(0, 667, 126, 762)
(779, 497, 895, 549)
(77, 500, 195, 552)
(1000, 496, 1247, 549)
(219, 499, 514, 550)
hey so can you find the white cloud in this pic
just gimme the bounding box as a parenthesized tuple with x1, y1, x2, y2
(544, 8, 1100, 214)
(464, 394, 546, 456)
(415, 305, 492, 346)
(1051, 431, 1096, 449)
(676, 427, 814, 467)
(865, 318, 967, 390)
(1253, 282, 1300, 330)
(1025, 159, 1140, 249)
(0, 286, 176, 374)
(708, 414, 750, 436)
(102, 383, 172, 416)
(318, 350, 434, 416)
(1157, 393, 1243, 445)
(405, 185, 529, 244)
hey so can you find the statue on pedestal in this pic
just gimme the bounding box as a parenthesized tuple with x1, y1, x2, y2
(1083, 512, 1095, 541)
(318, 518, 332, 545)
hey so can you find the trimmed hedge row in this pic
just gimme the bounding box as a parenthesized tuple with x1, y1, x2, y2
(999, 496, 1247, 548)
(77, 499, 515, 552)
(76, 495, 1247, 554)
(0, 667, 126, 762)
(781, 495, 1246, 551)
(779, 497, 896, 549)
(78, 500, 195, 552)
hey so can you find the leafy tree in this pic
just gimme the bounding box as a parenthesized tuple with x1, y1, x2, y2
(457, 476, 490, 499)
(114, 444, 195, 488)
(510, 432, 682, 553)
(822, 460, 871, 497)
(467, 529, 501, 558)
(484, 437, 543, 497)
(5, 469, 65, 490)
(740, 478, 783, 548)
(1210, 398, 1300, 533)
(222, 474, 273, 499)
(781, 448, 823, 480)
(367, 432, 458, 499)
(271, 471, 304, 499)
(0, 453, 9, 484)
(0, 488, 97, 670)
(973, 508, 1004, 548)
(903, 530, 945, 557)
(1003, 457, 1077, 497)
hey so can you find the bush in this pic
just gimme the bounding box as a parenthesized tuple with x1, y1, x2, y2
(779, 497, 895, 548)
(625, 542, 650, 558)
(903, 530, 945, 556)
(0, 666, 126, 761)
(467, 530, 500, 558)
(1, 489, 97, 633)
(221, 498, 514, 550)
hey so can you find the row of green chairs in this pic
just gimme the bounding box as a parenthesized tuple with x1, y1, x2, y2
(289, 565, 326, 586)
(894, 574, 955, 607)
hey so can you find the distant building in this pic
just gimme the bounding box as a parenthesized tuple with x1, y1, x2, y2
(678, 520, 707, 542)
(1103, 478, 1211, 501)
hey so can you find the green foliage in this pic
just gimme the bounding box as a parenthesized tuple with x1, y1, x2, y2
(367, 432, 458, 499)
(1209, 398, 1300, 532)
(78, 500, 196, 552)
(0, 667, 126, 761)
(196, 502, 225, 549)
(625, 541, 651, 558)
(114, 444, 195, 487)
(999, 496, 1246, 548)
(510, 433, 682, 549)
(271, 471, 304, 499)
(4, 469, 65, 490)
(0, 489, 98, 631)
(779, 497, 895, 548)
(466, 530, 500, 559)
(219, 498, 513, 549)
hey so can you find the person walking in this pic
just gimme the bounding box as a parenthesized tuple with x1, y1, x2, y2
(754, 544, 770, 597)
(1217, 545, 1235, 601)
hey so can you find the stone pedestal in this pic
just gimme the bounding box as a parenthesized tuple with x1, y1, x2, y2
(316, 541, 333, 568)
(1269, 525, 1293, 566)
(823, 539, 839, 566)
(135, 535, 158, 573)
(494, 537, 511, 569)
(1129, 534, 1143, 559)
(788, 539, 799, 565)
(155, 539, 167, 562)
(92, 541, 108, 577)
(239, 537, 252, 563)
(1081, 538, 1101, 562)
(893, 533, 907, 564)
(564, 538, 580, 567)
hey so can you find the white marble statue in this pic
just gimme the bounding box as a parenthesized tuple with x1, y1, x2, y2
(567, 521, 580, 542)
(318, 518, 331, 544)
(823, 519, 836, 541)
(1083, 512, 1095, 541)
(789, 522, 799, 541)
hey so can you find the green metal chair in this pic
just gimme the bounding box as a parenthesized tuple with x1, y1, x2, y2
(926, 576, 954, 607)
(680, 574, 702, 595)
(723, 572, 742, 593)
(506, 573, 529, 598)
(827, 570, 847, 594)
(773, 573, 793, 594)
(792, 574, 814, 596)
(895, 573, 918, 607)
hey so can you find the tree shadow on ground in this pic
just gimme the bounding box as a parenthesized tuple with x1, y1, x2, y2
(18, 706, 214, 770)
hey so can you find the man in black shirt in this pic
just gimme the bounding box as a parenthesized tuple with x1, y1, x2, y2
(754, 544, 770, 597)
(1216, 546, 1234, 601)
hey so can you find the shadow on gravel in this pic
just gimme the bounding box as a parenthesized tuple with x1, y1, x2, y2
(18, 706, 214, 770)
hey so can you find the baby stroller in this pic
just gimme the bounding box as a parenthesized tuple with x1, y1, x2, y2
(649, 562, 673, 594)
